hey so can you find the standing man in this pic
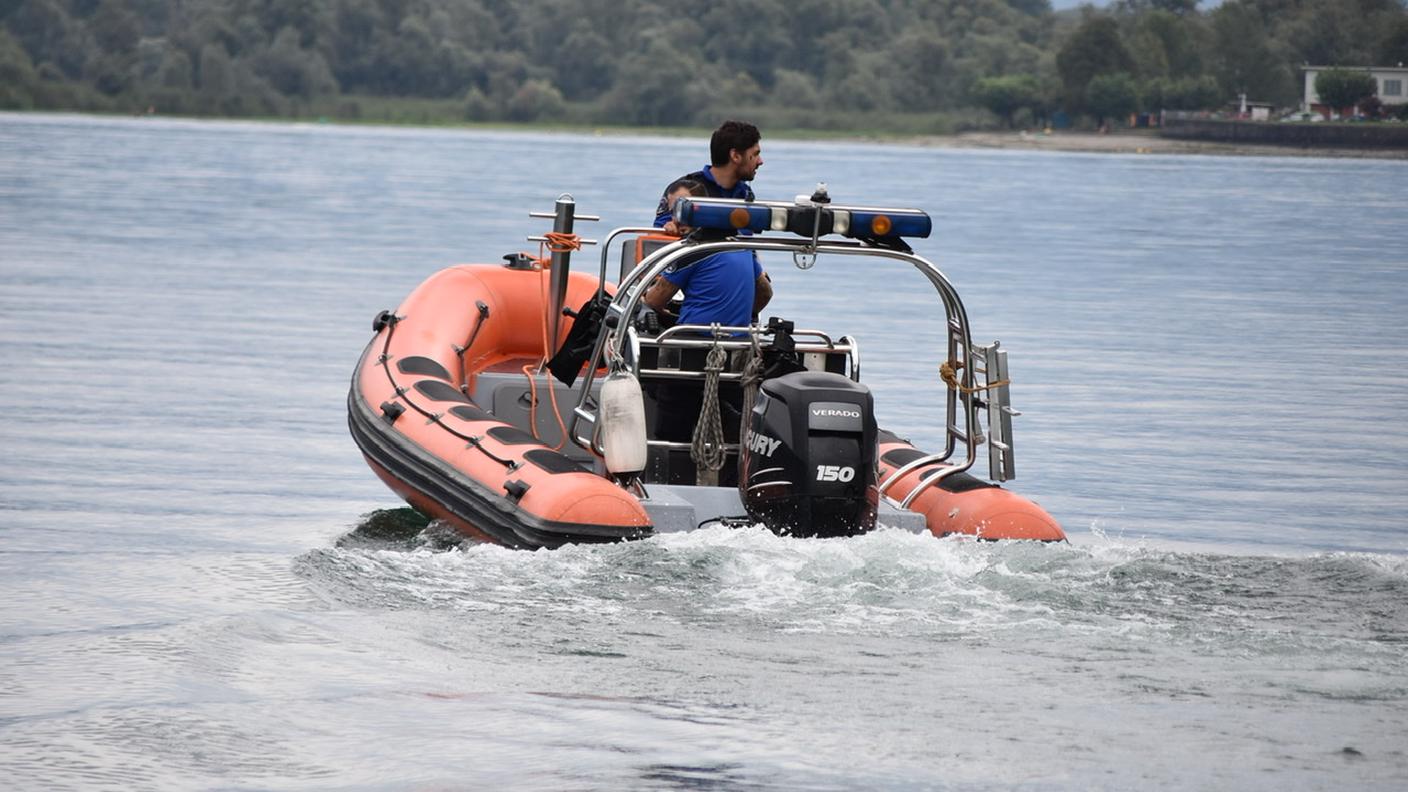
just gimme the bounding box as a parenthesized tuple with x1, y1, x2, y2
(644, 120, 772, 327)
(642, 120, 773, 451)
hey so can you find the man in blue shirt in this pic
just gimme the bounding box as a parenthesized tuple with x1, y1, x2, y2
(643, 120, 772, 326)
(642, 121, 774, 452)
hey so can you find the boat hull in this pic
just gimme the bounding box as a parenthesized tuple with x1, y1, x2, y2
(348, 263, 1066, 547)
(877, 434, 1065, 541)
(348, 265, 653, 549)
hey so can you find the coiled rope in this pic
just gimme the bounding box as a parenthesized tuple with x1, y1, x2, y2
(533, 231, 583, 266)
(939, 359, 1010, 394)
(690, 339, 728, 486)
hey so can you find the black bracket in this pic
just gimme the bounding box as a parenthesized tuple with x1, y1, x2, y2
(372, 310, 400, 333)
(380, 401, 405, 423)
(863, 235, 913, 254)
(504, 479, 531, 501)
(766, 316, 795, 334)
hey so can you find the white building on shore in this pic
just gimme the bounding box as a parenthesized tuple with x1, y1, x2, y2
(1302, 65, 1408, 113)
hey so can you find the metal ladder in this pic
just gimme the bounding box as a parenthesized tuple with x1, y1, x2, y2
(974, 340, 1018, 483)
(876, 339, 1020, 510)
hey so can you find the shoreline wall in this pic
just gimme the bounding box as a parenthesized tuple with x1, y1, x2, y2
(1161, 117, 1408, 148)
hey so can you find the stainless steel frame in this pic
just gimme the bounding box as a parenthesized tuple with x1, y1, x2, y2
(566, 228, 1018, 507)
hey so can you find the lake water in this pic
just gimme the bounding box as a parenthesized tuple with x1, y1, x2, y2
(1, 113, 1405, 790)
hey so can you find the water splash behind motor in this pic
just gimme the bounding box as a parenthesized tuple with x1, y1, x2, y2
(301, 521, 1408, 653)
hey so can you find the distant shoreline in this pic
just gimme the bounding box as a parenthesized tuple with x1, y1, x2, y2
(890, 130, 1408, 160)
(6, 109, 1405, 160)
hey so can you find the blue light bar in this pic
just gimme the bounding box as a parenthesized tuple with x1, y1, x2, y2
(673, 197, 931, 241)
(838, 208, 932, 239)
(673, 198, 772, 234)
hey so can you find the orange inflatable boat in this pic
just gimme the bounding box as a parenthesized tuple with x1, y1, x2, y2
(348, 193, 1065, 547)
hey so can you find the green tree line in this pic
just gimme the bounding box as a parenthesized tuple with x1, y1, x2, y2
(2, 0, 1406, 130)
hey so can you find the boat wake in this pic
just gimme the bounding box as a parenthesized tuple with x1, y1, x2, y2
(287, 511, 1408, 787)
(299, 509, 1408, 654)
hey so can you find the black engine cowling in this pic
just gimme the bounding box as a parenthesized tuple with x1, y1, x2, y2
(738, 371, 878, 537)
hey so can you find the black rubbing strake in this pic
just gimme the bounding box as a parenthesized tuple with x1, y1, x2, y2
(349, 390, 649, 546)
(397, 356, 452, 380)
(414, 380, 472, 404)
(523, 449, 588, 475)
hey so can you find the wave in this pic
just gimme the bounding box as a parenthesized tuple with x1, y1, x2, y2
(296, 509, 1408, 655)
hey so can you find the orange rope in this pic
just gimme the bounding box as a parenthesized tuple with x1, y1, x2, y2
(940, 360, 1010, 394)
(543, 366, 567, 450)
(520, 253, 569, 450)
(543, 231, 582, 253)
(521, 360, 566, 451)
(529, 232, 583, 269)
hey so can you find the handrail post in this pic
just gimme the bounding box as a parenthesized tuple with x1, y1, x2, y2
(544, 195, 576, 353)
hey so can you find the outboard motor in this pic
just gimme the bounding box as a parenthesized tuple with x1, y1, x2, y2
(738, 371, 878, 537)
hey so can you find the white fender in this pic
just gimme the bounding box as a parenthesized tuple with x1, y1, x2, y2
(600, 368, 648, 474)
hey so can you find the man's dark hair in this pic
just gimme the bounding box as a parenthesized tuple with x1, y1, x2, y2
(710, 120, 761, 167)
